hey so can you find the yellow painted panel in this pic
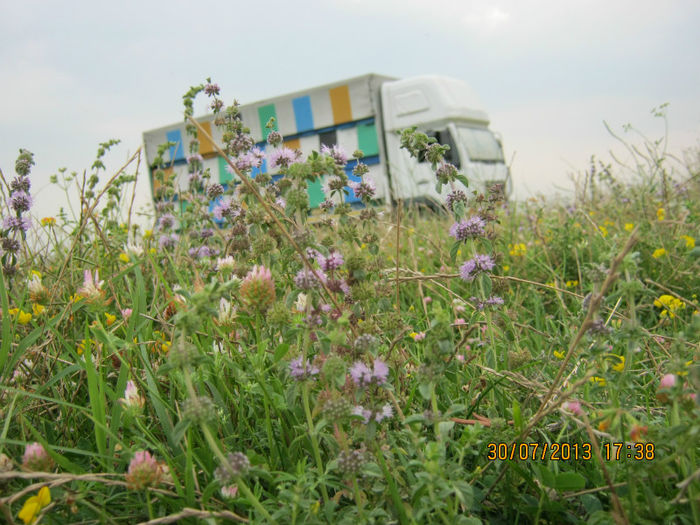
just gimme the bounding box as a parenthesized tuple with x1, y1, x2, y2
(284, 138, 301, 150)
(152, 167, 174, 195)
(199, 121, 217, 158)
(329, 85, 352, 124)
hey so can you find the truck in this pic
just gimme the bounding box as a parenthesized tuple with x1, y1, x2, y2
(143, 73, 510, 208)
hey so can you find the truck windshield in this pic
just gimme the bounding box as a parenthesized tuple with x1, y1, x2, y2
(456, 126, 504, 163)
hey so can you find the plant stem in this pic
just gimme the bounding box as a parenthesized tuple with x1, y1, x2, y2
(302, 382, 330, 506)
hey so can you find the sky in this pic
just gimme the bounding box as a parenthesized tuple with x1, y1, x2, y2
(1, 0, 699, 224)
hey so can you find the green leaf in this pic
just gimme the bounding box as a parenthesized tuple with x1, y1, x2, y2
(554, 471, 586, 491)
(450, 241, 461, 262)
(535, 464, 556, 488)
(689, 247, 700, 258)
(273, 343, 290, 363)
(479, 273, 492, 297)
(512, 400, 522, 432)
(418, 382, 432, 400)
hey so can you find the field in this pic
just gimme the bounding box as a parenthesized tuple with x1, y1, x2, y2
(0, 82, 698, 524)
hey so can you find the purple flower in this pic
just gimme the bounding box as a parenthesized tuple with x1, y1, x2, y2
(3, 216, 31, 233)
(470, 295, 505, 310)
(459, 254, 495, 281)
(186, 154, 204, 165)
(268, 148, 301, 169)
(375, 403, 393, 422)
(158, 233, 179, 250)
(319, 251, 344, 272)
(294, 268, 326, 290)
(321, 144, 348, 166)
(10, 176, 31, 193)
(445, 190, 467, 211)
(204, 83, 220, 96)
(10, 191, 32, 213)
(157, 214, 175, 230)
(348, 178, 376, 200)
(188, 246, 213, 259)
(352, 403, 393, 424)
(350, 359, 389, 387)
(352, 405, 372, 424)
(289, 356, 319, 380)
(449, 216, 486, 241)
(349, 362, 373, 386)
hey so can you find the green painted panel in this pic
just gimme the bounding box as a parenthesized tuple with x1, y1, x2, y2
(357, 123, 379, 157)
(308, 177, 325, 208)
(257, 104, 278, 140)
(219, 156, 233, 184)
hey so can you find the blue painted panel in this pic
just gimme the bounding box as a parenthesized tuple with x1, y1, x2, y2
(166, 129, 185, 161)
(292, 96, 314, 132)
(251, 144, 267, 178)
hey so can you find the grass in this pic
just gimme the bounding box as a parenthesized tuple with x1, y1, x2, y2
(0, 84, 698, 524)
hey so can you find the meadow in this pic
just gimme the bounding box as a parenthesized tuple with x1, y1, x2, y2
(0, 81, 698, 524)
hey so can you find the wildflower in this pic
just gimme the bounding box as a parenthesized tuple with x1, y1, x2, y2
(216, 255, 236, 272)
(563, 400, 583, 417)
(10, 190, 32, 213)
(410, 331, 426, 341)
(294, 268, 325, 290)
(599, 226, 608, 238)
(18, 486, 50, 525)
(657, 207, 665, 221)
(348, 178, 376, 200)
(657, 373, 677, 403)
(508, 243, 527, 257)
(40, 217, 56, 227)
(77, 338, 96, 356)
(78, 270, 104, 303)
(319, 250, 344, 272)
(435, 162, 458, 184)
(630, 425, 648, 442)
(204, 82, 220, 96)
(32, 304, 45, 316)
(215, 452, 251, 483)
(423, 296, 432, 304)
(182, 396, 217, 424)
(609, 355, 625, 372)
(289, 356, 319, 380)
(293, 293, 307, 312)
(158, 233, 179, 250)
(221, 484, 239, 499)
(502, 265, 510, 272)
(321, 143, 348, 166)
(652, 248, 667, 259)
(105, 312, 117, 326)
(22, 443, 53, 472)
(3, 216, 31, 233)
(449, 216, 486, 241)
(459, 254, 495, 282)
(118, 252, 130, 263)
(350, 358, 389, 387)
(353, 334, 378, 352)
(16, 310, 32, 325)
(453, 318, 466, 326)
(553, 350, 565, 359)
(653, 294, 685, 318)
(624, 223, 634, 232)
(590, 376, 606, 386)
(337, 449, 366, 475)
(143, 229, 153, 240)
(680, 235, 695, 249)
(120, 380, 145, 411)
(217, 298, 236, 325)
(240, 265, 275, 312)
(268, 147, 301, 169)
(445, 189, 468, 212)
(121, 308, 133, 319)
(125, 451, 163, 490)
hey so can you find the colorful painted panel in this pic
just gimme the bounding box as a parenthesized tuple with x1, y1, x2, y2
(218, 156, 234, 184)
(199, 121, 216, 157)
(165, 129, 185, 162)
(257, 104, 278, 141)
(357, 122, 379, 156)
(329, 85, 352, 124)
(292, 95, 314, 132)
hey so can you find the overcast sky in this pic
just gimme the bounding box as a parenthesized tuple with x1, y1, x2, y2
(1, 0, 699, 222)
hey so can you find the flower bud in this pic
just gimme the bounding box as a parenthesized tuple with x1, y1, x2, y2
(239, 265, 275, 313)
(125, 451, 163, 490)
(22, 442, 54, 472)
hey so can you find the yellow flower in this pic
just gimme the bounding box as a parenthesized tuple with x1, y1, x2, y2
(17, 310, 32, 325)
(70, 293, 83, 303)
(588, 211, 596, 217)
(654, 294, 685, 318)
(565, 280, 579, 288)
(509, 243, 527, 257)
(680, 235, 695, 249)
(624, 223, 634, 232)
(18, 486, 50, 524)
(360, 243, 366, 250)
(408, 305, 414, 311)
(652, 248, 667, 259)
(590, 376, 607, 386)
(119, 253, 130, 263)
(603, 219, 614, 227)
(409, 332, 418, 340)
(503, 265, 510, 272)
(598, 226, 608, 238)
(609, 355, 625, 372)
(149, 248, 157, 255)
(144, 230, 153, 239)
(553, 350, 565, 359)
(32, 304, 45, 316)
(105, 312, 117, 326)
(598, 419, 610, 432)
(545, 281, 556, 288)
(457, 249, 462, 256)
(657, 207, 665, 221)
(41, 217, 56, 227)
(407, 227, 415, 236)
